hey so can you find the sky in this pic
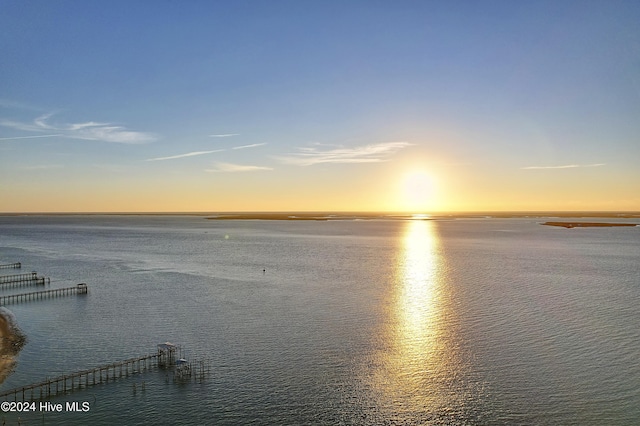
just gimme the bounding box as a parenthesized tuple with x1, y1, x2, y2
(1, 0, 639, 213)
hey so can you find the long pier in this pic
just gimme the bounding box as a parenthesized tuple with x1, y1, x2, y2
(0, 283, 87, 305)
(0, 344, 210, 402)
(0, 262, 21, 270)
(0, 272, 43, 285)
(0, 273, 49, 289)
(0, 353, 161, 401)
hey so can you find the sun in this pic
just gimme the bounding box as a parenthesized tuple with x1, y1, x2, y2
(400, 169, 438, 213)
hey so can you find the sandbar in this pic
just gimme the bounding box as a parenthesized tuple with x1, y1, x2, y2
(207, 213, 330, 220)
(542, 222, 638, 228)
(206, 213, 366, 221)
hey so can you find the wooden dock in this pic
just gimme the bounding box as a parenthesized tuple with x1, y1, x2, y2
(0, 274, 49, 289)
(0, 344, 210, 402)
(0, 283, 87, 305)
(0, 262, 21, 270)
(0, 353, 161, 401)
(0, 272, 43, 284)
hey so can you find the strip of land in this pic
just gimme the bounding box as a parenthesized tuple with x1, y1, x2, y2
(205, 213, 392, 220)
(542, 222, 638, 228)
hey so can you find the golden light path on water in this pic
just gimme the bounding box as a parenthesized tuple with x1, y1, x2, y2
(365, 219, 470, 421)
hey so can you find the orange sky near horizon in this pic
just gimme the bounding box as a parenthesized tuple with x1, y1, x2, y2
(2, 151, 638, 213)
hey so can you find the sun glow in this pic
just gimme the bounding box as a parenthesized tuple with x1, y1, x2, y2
(399, 169, 438, 213)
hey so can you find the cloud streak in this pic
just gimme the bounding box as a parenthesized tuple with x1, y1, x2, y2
(147, 142, 267, 162)
(521, 163, 606, 170)
(209, 133, 239, 138)
(232, 143, 267, 150)
(0, 134, 62, 141)
(206, 162, 273, 172)
(146, 150, 225, 161)
(275, 141, 413, 166)
(0, 113, 155, 144)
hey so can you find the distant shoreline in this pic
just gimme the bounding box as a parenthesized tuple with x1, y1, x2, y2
(542, 222, 638, 228)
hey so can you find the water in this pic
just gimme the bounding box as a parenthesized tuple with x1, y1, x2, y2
(0, 215, 638, 425)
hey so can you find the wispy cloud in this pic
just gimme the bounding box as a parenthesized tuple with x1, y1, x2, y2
(146, 143, 265, 162)
(232, 143, 267, 150)
(205, 162, 273, 172)
(275, 141, 413, 166)
(0, 113, 155, 144)
(146, 150, 225, 162)
(209, 133, 239, 138)
(0, 134, 62, 141)
(521, 163, 606, 170)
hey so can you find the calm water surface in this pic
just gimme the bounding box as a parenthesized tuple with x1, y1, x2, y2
(0, 216, 638, 425)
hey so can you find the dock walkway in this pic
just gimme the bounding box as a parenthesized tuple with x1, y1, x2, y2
(0, 353, 161, 401)
(0, 284, 87, 305)
(0, 275, 49, 289)
(0, 272, 43, 285)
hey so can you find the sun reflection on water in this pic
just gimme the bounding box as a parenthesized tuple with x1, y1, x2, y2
(365, 219, 468, 421)
(400, 219, 439, 344)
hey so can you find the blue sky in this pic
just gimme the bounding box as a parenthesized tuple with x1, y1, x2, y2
(1, 1, 639, 212)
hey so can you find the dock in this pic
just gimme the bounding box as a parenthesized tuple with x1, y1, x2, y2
(0, 272, 49, 289)
(0, 283, 87, 305)
(0, 272, 46, 285)
(0, 343, 210, 401)
(0, 263, 21, 270)
(0, 353, 161, 401)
